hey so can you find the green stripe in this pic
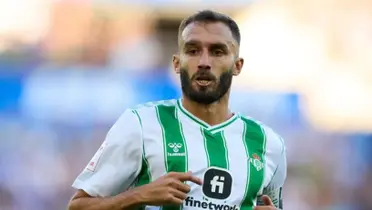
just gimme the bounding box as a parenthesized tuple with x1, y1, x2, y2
(202, 129, 229, 169)
(156, 105, 188, 210)
(135, 157, 151, 187)
(240, 117, 267, 210)
(201, 127, 211, 166)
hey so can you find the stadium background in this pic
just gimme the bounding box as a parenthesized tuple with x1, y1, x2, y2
(0, 0, 371, 209)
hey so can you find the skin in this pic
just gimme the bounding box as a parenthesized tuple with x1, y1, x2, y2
(173, 21, 244, 126)
(173, 21, 276, 210)
(67, 21, 276, 210)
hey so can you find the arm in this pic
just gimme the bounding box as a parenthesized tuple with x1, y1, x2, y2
(67, 109, 143, 210)
(68, 171, 203, 210)
(68, 188, 143, 210)
(67, 109, 202, 210)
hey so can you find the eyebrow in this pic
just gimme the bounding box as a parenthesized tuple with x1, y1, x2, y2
(183, 40, 229, 50)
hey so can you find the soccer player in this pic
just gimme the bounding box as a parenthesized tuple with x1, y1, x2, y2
(68, 10, 286, 210)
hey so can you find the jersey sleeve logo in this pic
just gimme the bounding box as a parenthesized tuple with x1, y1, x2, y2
(86, 141, 108, 172)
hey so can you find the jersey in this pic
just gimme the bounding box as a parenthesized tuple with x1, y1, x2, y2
(72, 99, 286, 210)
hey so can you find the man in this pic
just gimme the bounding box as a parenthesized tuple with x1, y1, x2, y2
(68, 10, 286, 210)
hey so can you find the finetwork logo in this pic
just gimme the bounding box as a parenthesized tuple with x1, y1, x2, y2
(210, 175, 225, 194)
(184, 168, 237, 210)
(185, 197, 238, 210)
(167, 143, 185, 156)
(202, 168, 232, 200)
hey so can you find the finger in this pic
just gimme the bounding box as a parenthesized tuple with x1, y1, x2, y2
(170, 188, 188, 200)
(167, 171, 202, 185)
(261, 195, 274, 206)
(172, 181, 191, 193)
(167, 171, 192, 177)
(178, 172, 203, 185)
(168, 196, 184, 205)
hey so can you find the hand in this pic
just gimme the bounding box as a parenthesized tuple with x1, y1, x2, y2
(254, 195, 277, 210)
(134, 171, 202, 206)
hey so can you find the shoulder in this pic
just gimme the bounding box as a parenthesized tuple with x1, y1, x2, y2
(131, 99, 177, 111)
(119, 99, 178, 127)
(130, 99, 178, 117)
(239, 115, 285, 155)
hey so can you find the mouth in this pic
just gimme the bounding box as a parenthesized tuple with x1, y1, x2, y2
(195, 80, 212, 86)
(195, 75, 214, 86)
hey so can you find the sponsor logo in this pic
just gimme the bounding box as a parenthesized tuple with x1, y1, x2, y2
(185, 197, 238, 210)
(202, 167, 233, 200)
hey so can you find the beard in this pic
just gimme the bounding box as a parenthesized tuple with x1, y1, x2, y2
(180, 68, 233, 105)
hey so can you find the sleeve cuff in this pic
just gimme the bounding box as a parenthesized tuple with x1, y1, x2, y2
(72, 179, 102, 197)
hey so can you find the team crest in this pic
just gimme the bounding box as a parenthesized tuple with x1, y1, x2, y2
(250, 153, 264, 171)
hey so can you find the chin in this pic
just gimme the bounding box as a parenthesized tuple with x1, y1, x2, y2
(193, 86, 213, 94)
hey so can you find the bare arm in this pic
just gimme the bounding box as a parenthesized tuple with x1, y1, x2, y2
(68, 109, 144, 210)
(68, 172, 203, 210)
(68, 189, 142, 210)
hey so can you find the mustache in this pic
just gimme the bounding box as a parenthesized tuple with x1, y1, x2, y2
(190, 69, 217, 81)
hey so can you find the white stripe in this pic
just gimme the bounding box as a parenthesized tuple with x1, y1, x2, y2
(223, 119, 248, 205)
(260, 125, 284, 193)
(177, 110, 208, 201)
(136, 106, 167, 181)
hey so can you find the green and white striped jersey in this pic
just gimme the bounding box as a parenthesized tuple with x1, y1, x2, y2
(72, 99, 286, 210)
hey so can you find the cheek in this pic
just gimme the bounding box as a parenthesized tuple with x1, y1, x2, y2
(182, 56, 197, 65)
(212, 61, 235, 74)
(212, 56, 234, 67)
(181, 59, 198, 72)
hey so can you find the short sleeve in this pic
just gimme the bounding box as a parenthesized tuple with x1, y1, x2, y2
(72, 109, 143, 197)
(257, 144, 286, 209)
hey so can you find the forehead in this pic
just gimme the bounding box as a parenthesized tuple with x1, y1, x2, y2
(180, 22, 236, 46)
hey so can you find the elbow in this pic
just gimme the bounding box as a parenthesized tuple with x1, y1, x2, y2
(67, 198, 80, 210)
(68, 189, 91, 210)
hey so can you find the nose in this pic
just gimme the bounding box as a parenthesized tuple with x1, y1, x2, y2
(198, 50, 211, 70)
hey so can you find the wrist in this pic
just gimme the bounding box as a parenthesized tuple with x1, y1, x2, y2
(130, 186, 147, 205)
(117, 187, 146, 209)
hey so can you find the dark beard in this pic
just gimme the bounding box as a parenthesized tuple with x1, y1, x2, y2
(180, 68, 233, 105)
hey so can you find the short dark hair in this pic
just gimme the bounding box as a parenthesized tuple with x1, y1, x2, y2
(178, 10, 241, 46)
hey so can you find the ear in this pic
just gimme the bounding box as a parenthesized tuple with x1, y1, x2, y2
(173, 54, 181, 74)
(232, 57, 244, 76)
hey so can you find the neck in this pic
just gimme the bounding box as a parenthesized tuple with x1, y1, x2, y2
(181, 92, 233, 126)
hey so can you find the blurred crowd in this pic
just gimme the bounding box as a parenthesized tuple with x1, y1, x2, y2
(0, 1, 372, 210)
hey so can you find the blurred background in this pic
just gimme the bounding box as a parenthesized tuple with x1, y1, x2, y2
(0, 0, 371, 209)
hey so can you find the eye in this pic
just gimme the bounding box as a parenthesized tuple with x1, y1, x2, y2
(186, 49, 199, 55)
(212, 49, 225, 56)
